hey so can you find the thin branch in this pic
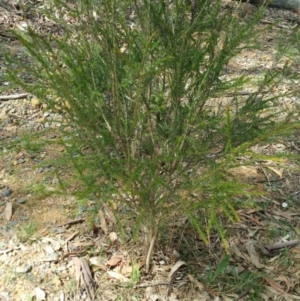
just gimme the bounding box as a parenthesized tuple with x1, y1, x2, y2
(266, 240, 299, 251)
(145, 232, 156, 272)
(0, 93, 29, 101)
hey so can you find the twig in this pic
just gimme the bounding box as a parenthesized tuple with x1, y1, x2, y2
(58, 218, 85, 227)
(213, 90, 269, 98)
(145, 233, 156, 273)
(266, 240, 299, 251)
(260, 166, 270, 186)
(0, 93, 29, 101)
(60, 249, 87, 261)
(135, 281, 170, 288)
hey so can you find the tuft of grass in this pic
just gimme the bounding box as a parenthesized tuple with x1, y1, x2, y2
(19, 221, 38, 242)
(130, 262, 141, 286)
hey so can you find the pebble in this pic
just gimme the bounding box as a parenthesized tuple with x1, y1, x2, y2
(16, 198, 26, 204)
(31, 98, 42, 109)
(55, 227, 65, 234)
(45, 245, 55, 254)
(16, 264, 32, 273)
(36, 167, 44, 173)
(41, 252, 59, 262)
(44, 166, 53, 172)
(7, 221, 18, 227)
(1, 188, 12, 197)
(0, 292, 9, 299)
(78, 206, 86, 215)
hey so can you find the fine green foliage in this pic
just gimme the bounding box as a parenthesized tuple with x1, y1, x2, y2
(19, 221, 38, 242)
(5, 0, 300, 262)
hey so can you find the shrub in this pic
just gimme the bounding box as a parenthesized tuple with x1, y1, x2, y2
(5, 0, 299, 270)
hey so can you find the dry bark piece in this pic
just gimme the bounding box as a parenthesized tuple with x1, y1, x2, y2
(4, 202, 12, 221)
(72, 257, 96, 300)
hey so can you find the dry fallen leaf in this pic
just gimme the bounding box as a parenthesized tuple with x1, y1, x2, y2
(98, 209, 108, 234)
(114, 264, 130, 277)
(274, 274, 291, 293)
(245, 240, 263, 269)
(221, 295, 235, 301)
(265, 166, 284, 178)
(107, 270, 130, 282)
(187, 274, 205, 291)
(264, 277, 286, 294)
(229, 241, 248, 261)
(80, 258, 96, 300)
(169, 260, 186, 279)
(103, 203, 116, 225)
(271, 210, 294, 221)
(4, 202, 12, 221)
(107, 256, 122, 267)
(42, 237, 61, 251)
(72, 257, 95, 300)
(72, 257, 81, 284)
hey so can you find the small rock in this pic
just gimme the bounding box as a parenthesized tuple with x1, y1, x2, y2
(31, 98, 42, 109)
(53, 122, 61, 127)
(56, 265, 67, 272)
(49, 134, 56, 139)
(78, 206, 86, 215)
(16, 264, 32, 273)
(55, 227, 65, 234)
(34, 287, 46, 301)
(0, 291, 10, 299)
(1, 188, 12, 197)
(41, 252, 59, 262)
(18, 158, 26, 164)
(16, 198, 26, 204)
(44, 166, 53, 172)
(7, 221, 17, 227)
(45, 245, 55, 254)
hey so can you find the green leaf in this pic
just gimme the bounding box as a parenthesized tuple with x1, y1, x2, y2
(214, 254, 230, 280)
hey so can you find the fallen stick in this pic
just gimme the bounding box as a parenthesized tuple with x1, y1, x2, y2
(0, 93, 29, 101)
(136, 282, 170, 288)
(213, 90, 269, 98)
(58, 218, 85, 227)
(266, 240, 299, 251)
